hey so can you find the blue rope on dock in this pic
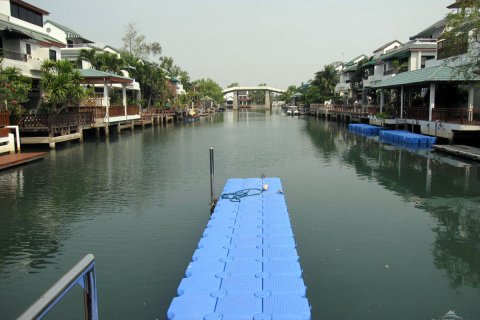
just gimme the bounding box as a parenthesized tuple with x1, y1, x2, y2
(220, 188, 264, 202)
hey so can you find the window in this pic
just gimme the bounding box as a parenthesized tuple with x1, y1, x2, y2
(10, 3, 43, 27)
(49, 49, 57, 61)
(26, 43, 31, 56)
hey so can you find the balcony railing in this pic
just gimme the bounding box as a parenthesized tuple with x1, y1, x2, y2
(383, 69, 399, 76)
(404, 107, 480, 124)
(0, 49, 27, 62)
(11, 112, 95, 129)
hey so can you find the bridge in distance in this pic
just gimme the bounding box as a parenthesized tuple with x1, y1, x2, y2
(222, 86, 286, 109)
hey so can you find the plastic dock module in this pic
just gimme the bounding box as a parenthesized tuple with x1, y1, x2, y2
(379, 130, 436, 146)
(348, 124, 382, 136)
(167, 178, 311, 320)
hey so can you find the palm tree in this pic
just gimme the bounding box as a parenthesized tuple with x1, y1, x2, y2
(77, 48, 99, 70)
(312, 64, 339, 98)
(41, 60, 87, 113)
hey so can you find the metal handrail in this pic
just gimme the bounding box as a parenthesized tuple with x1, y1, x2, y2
(18, 254, 98, 320)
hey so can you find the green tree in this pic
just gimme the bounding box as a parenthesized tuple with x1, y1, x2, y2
(77, 48, 100, 69)
(41, 60, 88, 113)
(278, 85, 298, 102)
(122, 23, 162, 60)
(0, 66, 31, 114)
(178, 70, 192, 92)
(311, 64, 339, 99)
(442, 0, 480, 76)
(227, 82, 239, 88)
(304, 85, 322, 105)
(248, 83, 267, 104)
(78, 49, 126, 74)
(192, 78, 224, 104)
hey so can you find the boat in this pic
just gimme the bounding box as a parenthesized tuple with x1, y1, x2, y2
(286, 106, 298, 116)
(184, 108, 200, 122)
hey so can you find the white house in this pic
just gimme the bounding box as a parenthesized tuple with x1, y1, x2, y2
(43, 20, 95, 69)
(0, 0, 63, 108)
(334, 54, 368, 98)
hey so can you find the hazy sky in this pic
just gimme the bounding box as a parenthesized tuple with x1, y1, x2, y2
(31, 0, 453, 89)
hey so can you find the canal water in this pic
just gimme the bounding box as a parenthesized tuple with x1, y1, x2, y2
(1, 110, 479, 320)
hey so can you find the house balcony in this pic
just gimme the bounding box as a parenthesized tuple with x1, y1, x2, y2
(61, 43, 102, 60)
(383, 69, 399, 76)
(0, 50, 43, 77)
(362, 75, 376, 88)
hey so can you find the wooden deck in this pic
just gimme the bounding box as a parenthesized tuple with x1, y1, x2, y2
(0, 152, 47, 171)
(433, 145, 480, 161)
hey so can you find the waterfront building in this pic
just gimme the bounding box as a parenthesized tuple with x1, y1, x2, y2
(0, 0, 63, 108)
(334, 54, 368, 99)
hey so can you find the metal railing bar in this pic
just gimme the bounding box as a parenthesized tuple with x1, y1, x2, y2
(17, 254, 98, 320)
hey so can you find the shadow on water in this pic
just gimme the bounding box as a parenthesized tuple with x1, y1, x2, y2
(305, 117, 480, 295)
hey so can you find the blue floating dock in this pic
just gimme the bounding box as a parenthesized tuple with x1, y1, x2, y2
(167, 178, 311, 320)
(348, 124, 382, 135)
(380, 130, 436, 146)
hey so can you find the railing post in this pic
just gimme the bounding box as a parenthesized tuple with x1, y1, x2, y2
(83, 264, 99, 320)
(209, 147, 215, 212)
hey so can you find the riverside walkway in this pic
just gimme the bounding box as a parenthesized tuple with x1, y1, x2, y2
(167, 177, 311, 319)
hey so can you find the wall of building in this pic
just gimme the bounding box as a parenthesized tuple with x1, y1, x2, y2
(44, 22, 67, 45)
(0, 0, 10, 17)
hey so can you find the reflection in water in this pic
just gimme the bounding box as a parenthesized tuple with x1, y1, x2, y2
(1, 113, 479, 319)
(306, 118, 480, 292)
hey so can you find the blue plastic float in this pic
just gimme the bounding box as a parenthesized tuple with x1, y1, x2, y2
(167, 177, 311, 320)
(348, 124, 382, 135)
(379, 130, 436, 146)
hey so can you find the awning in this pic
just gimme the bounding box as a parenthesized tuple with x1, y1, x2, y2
(78, 69, 134, 84)
(374, 64, 480, 88)
(0, 20, 63, 47)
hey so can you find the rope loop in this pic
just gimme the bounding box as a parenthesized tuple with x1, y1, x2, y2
(220, 188, 264, 202)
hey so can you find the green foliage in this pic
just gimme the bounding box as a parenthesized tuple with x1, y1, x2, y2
(304, 85, 323, 104)
(443, 0, 480, 76)
(375, 112, 390, 119)
(192, 78, 224, 104)
(278, 85, 298, 102)
(227, 82, 239, 88)
(41, 60, 88, 113)
(248, 83, 267, 105)
(311, 64, 339, 100)
(78, 49, 126, 74)
(121, 52, 174, 108)
(0, 66, 31, 114)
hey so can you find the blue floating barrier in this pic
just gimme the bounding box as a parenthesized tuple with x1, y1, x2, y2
(167, 178, 311, 319)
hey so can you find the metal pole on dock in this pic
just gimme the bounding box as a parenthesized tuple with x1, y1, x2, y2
(209, 147, 215, 211)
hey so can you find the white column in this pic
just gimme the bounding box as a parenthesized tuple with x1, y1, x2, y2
(400, 86, 404, 119)
(416, 51, 422, 70)
(429, 83, 435, 122)
(380, 89, 384, 113)
(264, 90, 271, 110)
(468, 84, 474, 122)
(104, 80, 110, 122)
(233, 91, 238, 110)
(122, 83, 127, 119)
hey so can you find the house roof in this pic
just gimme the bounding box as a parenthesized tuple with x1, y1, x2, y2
(447, 0, 465, 9)
(345, 55, 368, 66)
(45, 20, 93, 43)
(375, 64, 480, 88)
(373, 40, 402, 53)
(380, 41, 437, 61)
(103, 45, 121, 53)
(0, 19, 63, 47)
(409, 19, 446, 40)
(77, 69, 133, 84)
